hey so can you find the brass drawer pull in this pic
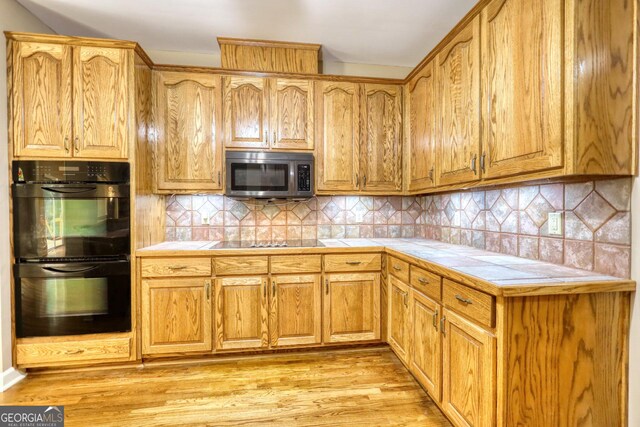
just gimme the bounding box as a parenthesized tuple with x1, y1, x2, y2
(441, 316, 446, 337)
(170, 265, 188, 270)
(403, 292, 408, 308)
(393, 265, 402, 271)
(66, 349, 85, 355)
(346, 261, 362, 265)
(433, 309, 438, 330)
(455, 294, 473, 305)
(272, 280, 276, 296)
(418, 277, 429, 284)
(205, 280, 211, 301)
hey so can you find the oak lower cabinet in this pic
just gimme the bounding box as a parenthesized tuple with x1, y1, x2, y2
(410, 289, 442, 401)
(141, 278, 213, 355)
(387, 276, 411, 364)
(269, 274, 322, 347)
(441, 309, 496, 427)
(215, 276, 269, 350)
(323, 272, 380, 343)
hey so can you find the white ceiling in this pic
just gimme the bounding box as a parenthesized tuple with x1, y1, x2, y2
(17, 0, 477, 68)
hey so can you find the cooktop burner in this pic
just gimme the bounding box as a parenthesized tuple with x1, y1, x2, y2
(214, 240, 325, 249)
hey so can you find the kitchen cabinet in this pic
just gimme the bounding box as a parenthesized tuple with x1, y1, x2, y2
(11, 42, 129, 159)
(387, 276, 411, 363)
(215, 276, 269, 350)
(269, 274, 322, 346)
(436, 16, 481, 186)
(270, 78, 314, 150)
(480, 0, 563, 179)
(323, 272, 380, 343)
(141, 278, 213, 355)
(405, 62, 437, 192)
(441, 309, 496, 427)
(154, 71, 223, 192)
(360, 84, 402, 192)
(315, 81, 361, 192)
(223, 76, 270, 149)
(410, 290, 442, 401)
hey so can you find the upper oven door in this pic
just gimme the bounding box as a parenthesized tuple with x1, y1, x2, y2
(12, 183, 130, 260)
(226, 158, 294, 198)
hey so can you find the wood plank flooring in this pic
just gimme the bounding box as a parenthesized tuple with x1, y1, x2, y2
(0, 348, 451, 426)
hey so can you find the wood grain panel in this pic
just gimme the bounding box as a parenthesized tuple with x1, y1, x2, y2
(410, 265, 442, 301)
(436, 16, 481, 186)
(140, 257, 212, 278)
(11, 42, 73, 158)
(16, 335, 132, 367)
(218, 37, 320, 74)
(270, 274, 321, 346)
(411, 289, 442, 401)
(443, 279, 495, 328)
(405, 62, 438, 191)
(315, 81, 360, 191)
(388, 256, 409, 282)
(224, 76, 269, 148)
(73, 46, 129, 159)
(155, 71, 223, 192)
(141, 278, 213, 355)
(481, 0, 563, 179)
(324, 253, 382, 272)
(213, 256, 269, 275)
(361, 84, 402, 192)
(270, 78, 314, 150)
(215, 276, 269, 350)
(504, 292, 629, 426)
(270, 255, 321, 274)
(323, 273, 380, 343)
(387, 276, 410, 363)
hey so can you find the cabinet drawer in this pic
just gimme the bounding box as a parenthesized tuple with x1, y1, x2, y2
(141, 257, 211, 277)
(388, 256, 409, 282)
(16, 336, 132, 367)
(410, 266, 442, 301)
(213, 256, 269, 275)
(271, 255, 321, 274)
(443, 279, 495, 328)
(324, 253, 382, 272)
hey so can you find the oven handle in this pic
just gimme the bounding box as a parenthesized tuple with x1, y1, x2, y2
(41, 186, 97, 194)
(42, 265, 100, 274)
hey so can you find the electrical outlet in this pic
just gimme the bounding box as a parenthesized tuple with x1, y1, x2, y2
(202, 216, 210, 225)
(548, 212, 562, 235)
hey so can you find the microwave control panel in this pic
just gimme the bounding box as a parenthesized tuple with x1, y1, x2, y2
(297, 164, 311, 192)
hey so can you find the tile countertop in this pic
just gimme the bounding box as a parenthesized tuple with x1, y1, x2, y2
(136, 238, 636, 297)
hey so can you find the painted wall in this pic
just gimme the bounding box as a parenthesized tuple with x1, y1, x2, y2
(0, 0, 54, 386)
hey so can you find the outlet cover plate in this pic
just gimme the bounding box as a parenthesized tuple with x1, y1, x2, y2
(548, 212, 562, 236)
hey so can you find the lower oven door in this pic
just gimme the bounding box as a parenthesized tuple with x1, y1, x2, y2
(15, 260, 131, 338)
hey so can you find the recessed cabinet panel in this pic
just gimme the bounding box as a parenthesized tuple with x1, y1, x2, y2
(388, 277, 410, 363)
(271, 79, 314, 150)
(224, 76, 269, 148)
(270, 274, 321, 346)
(411, 290, 442, 400)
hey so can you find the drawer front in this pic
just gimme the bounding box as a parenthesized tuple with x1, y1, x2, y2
(443, 279, 495, 328)
(271, 255, 321, 274)
(324, 253, 382, 272)
(388, 257, 409, 282)
(410, 266, 442, 301)
(213, 256, 269, 275)
(141, 257, 212, 277)
(16, 336, 132, 367)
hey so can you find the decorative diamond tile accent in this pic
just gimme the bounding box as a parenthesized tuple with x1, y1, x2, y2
(379, 202, 397, 220)
(574, 192, 615, 231)
(322, 201, 340, 219)
(565, 182, 593, 209)
(292, 203, 311, 220)
(595, 178, 631, 211)
(491, 197, 511, 223)
(229, 202, 250, 221)
(261, 204, 281, 220)
(526, 194, 554, 227)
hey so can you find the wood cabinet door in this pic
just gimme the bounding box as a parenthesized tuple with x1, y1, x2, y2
(387, 276, 411, 363)
(270, 274, 321, 347)
(411, 290, 441, 401)
(155, 71, 223, 192)
(72, 46, 129, 159)
(315, 81, 360, 192)
(215, 276, 269, 350)
(406, 62, 437, 191)
(361, 84, 402, 192)
(11, 42, 73, 158)
(323, 273, 380, 343)
(141, 278, 213, 355)
(436, 17, 481, 186)
(223, 76, 269, 148)
(442, 309, 496, 427)
(270, 78, 314, 150)
(481, 0, 563, 179)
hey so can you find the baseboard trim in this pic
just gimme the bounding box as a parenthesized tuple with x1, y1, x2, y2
(2, 367, 26, 391)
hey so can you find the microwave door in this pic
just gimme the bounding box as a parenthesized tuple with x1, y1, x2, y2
(228, 160, 292, 198)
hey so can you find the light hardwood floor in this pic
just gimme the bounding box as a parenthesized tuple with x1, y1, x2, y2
(0, 347, 451, 426)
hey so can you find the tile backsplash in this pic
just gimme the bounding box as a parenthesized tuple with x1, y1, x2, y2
(165, 177, 632, 278)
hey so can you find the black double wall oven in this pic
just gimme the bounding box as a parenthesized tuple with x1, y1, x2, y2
(12, 161, 131, 338)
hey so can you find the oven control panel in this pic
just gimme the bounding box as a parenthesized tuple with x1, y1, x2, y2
(13, 161, 130, 183)
(297, 164, 312, 192)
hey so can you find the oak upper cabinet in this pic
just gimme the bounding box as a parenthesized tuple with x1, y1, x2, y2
(269, 274, 322, 347)
(141, 278, 213, 355)
(10, 41, 129, 159)
(224, 76, 269, 148)
(480, 0, 563, 179)
(361, 84, 402, 192)
(442, 309, 496, 427)
(405, 62, 437, 192)
(215, 276, 269, 350)
(436, 16, 481, 186)
(315, 81, 360, 192)
(154, 71, 223, 192)
(410, 290, 442, 401)
(270, 78, 314, 150)
(387, 276, 411, 363)
(323, 272, 380, 343)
